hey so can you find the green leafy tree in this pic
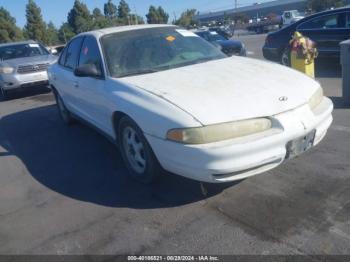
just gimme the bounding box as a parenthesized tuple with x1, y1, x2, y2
(46, 22, 59, 46)
(307, 0, 344, 12)
(24, 0, 47, 44)
(157, 6, 169, 24)
(104, 0, 117, 19)
(93, 7, 103, 18)
(92, 7, 110, 29)
(0, 7, 23, 43)
(146, 6, 158, 24)
(118, 0, 133, 24)
(58, 23, 75, 43)
(146, 5, 169, 24)
(174, 9, 197, 27)
(67, 0, 93, 34)
(133, 14, 145, 25)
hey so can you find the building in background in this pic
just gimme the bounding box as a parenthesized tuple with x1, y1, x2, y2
(196, 0, 350, 24)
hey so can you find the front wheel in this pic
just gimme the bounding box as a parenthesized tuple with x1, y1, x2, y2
(118, 116, 161, 184)
(53, 90, 74, 125)
(1, 87, 8, 101)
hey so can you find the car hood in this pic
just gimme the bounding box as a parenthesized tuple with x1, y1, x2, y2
(0, 55, 57, 68)
(119, 57, 320, 125)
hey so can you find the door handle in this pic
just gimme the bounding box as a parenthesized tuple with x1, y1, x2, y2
(73, 81, 79, 88)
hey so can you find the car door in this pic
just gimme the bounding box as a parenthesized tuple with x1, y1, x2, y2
(74, 36, 112, 135)
(297, 12, 349, 58)
(55, 37, 84, 114)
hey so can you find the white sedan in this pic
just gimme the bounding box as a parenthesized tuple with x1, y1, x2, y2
(48, 25, 333, 183)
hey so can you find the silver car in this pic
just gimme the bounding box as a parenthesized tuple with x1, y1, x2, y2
(0, 40, 57, 99)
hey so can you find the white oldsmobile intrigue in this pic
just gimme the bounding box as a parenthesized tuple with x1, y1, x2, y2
(48, 25, 333, 183)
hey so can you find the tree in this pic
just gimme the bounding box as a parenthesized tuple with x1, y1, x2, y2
(174, 9, 197, 27)
(307, 0, 344, 12)
(46, 22, 59, 46)
(58, 23, 75, 43)
(67, 0, 93, 34)
(146, 5, 169, 24)
(0, 7, 23, 43)
(93, 7, 103, 19)
(118, 0, 131, 23)
(92, 7, 110, 29)
(24, 0, 47, 44)
(157, 6, 169, 24)
(104, 0, 117, 19)
(146, 6, 158, 24)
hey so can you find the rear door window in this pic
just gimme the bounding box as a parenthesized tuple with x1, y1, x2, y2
(64, 37, 84, 70)
(298, 13, 344, 30)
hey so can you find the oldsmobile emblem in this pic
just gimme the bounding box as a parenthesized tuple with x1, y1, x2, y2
(279, 96, 288, 102)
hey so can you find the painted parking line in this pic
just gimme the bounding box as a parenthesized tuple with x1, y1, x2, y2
(247, 51, 255, 55)
(331, 125, 350, 133)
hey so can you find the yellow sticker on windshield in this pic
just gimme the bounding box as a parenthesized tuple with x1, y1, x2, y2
(166, 36, 176, 42)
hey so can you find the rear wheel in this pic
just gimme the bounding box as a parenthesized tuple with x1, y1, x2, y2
(281, 48, 291, 67)
(1, 87, 8, 100)
(53, 90, 74, 125)
(118, 116, 161, 184)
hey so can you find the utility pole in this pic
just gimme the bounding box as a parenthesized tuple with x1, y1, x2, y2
(134, 6, 138, 25)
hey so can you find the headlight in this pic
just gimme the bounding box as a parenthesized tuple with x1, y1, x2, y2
(167, 118, 272, 144)
(309, 87, 324, 110)
(0, 66, 15, 74)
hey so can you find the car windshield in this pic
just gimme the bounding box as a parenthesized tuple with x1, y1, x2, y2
(101, 27, 227, 78)
(0, 43, 49, 61)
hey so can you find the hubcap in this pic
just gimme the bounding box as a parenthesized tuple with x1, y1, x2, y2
(281, 51, 290, 66)
(122, 126, 146, 174)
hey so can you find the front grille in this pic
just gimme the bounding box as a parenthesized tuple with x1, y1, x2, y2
(17, 63, 49, 74)
(222, 47, 241, 56)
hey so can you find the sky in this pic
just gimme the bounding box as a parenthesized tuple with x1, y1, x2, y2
(0, 0, 272, 28)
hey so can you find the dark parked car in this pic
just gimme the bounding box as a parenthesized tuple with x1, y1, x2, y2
(195, 30, 246, 57)
(263, 7, 350, 65)
(209, 27, 234, 39)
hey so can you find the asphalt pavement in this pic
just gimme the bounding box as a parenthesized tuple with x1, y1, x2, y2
(0, 34, 350, 255)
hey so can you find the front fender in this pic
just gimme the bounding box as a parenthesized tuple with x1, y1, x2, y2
(106, 78, 202, 140)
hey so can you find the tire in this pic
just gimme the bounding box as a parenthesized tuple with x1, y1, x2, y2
(281, 48, 291, 67)
(1, 87, 8, 101)
(118, 116, 161, 184)
(53, 90, 74, 125)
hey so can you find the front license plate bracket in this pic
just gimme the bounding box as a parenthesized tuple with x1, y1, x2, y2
(286, 130, 316, 160)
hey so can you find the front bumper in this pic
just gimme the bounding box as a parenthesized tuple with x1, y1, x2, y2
(146, 97, 333, 183)
(262, 46, 280, 62)
(0, 71, 49, 91)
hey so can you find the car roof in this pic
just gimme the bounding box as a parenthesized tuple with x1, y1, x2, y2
(0, 40, 38, 48)
(77, 24, 177, 39)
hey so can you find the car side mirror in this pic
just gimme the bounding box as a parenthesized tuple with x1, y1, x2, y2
(74, 64, 101, 78)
